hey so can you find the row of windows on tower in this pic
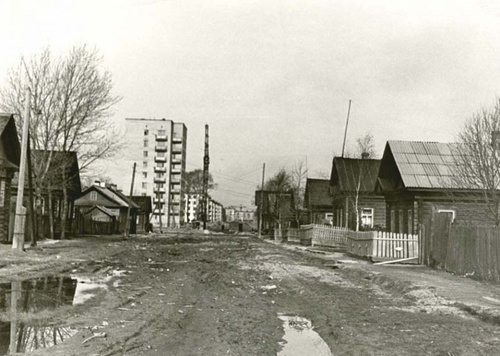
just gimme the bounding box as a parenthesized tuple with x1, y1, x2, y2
(144, 140, 168, 148)
(143, 151, 167, 157)
(144, 129, 166, 136)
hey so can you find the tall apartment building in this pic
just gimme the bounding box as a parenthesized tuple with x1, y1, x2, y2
(124, 118, 187, 228)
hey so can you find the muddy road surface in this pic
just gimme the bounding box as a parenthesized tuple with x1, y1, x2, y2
(1, 232, 500, 355)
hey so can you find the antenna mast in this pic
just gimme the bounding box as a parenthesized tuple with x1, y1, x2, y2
(341, 99, 352, 158)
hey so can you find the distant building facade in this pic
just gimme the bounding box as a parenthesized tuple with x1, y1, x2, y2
(225, 206, 255, 222)
(184, 193, 224, 223)
(122, 118, 187, 228)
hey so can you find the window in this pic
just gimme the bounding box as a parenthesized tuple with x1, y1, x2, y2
(143, 161, 148, 168)
(144, 139, 149, 147)
(158, 129, 166, 136)
(360, 208, 374, 228)
(143, 151, 148, 158)
(142, 182, 147, 189)
(90, 191, 97, 201)
(157, 151, 165, 157)
(438, 209, 456, 221)
(142, 172, 147, 178)
(144, 129, 149, 135)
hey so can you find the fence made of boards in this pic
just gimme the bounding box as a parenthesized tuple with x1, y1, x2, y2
(274, 225, 419, 261)
(422, 213, 500, 282)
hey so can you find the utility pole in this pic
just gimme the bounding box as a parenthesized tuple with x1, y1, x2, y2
(124, 162, 136, 239)
(202, 124, 210, 230)
(341, 99, 352, 158)
(258, 163, 265, 238)
(12, 88, 30, 250)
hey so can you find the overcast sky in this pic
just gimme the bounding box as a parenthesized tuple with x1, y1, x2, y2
(1, 0, 500, 207)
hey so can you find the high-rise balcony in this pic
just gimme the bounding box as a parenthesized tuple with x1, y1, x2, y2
(172, 136, 182, 143)
(155, 144, 168, 152)
(154, 156, 166, 162)
(154, 186, 166, 193)
(154, 166, 167, 173)
(172, 145, 183, 153)
(154, 177, 166, 183)
(156, 134, 168, 141)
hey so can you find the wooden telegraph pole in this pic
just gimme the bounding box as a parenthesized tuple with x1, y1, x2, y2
(202, 125, 210, 231)
(258, 163, 265, 238)
(12, 88, 30, 250)
(124, 162, 136, 239)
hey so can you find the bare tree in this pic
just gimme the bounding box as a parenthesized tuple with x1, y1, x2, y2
(335, 132, 378, 231)
(0, 45, 122, 239)
(355, 132, 375, 158)
(452, 100, 500, 225)
(261, 168, 293, 233)
(183, 169, 215, 194)
(291, 160, 308, 227)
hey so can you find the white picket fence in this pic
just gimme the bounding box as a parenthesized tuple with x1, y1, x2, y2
(275, 225, 419, 261)
(347, 231, 419, 260)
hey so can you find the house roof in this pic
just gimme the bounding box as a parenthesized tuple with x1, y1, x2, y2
(85, 205, 119, 217)
(13, 150, 82, 198)
(304, 178, 331, 207)
(380, 140, 460, 190)
(331, 157, 381, 193)
(76, 184, 140, 209)
(0, 114, 20, 168)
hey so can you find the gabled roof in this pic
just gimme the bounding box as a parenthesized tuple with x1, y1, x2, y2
(304, 178, 331, 207)
(0, 114, 20, 168)
(85, 205, 119, 217)
(76, 184, 139, 209)
(378, 140, 460, 190)
(330, 157, 381, 193)
(13, 150, 82, 197)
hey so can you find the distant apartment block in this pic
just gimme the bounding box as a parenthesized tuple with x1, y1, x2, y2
(225, 206, 255, 222)
(123, 118, 187, 228)
(185, 194, 224, 223)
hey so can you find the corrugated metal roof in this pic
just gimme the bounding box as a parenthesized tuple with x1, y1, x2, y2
(333, 157, 381, 192)
(387, 140, 462, 189)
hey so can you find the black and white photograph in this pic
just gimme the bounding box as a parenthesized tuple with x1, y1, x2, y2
(1, 0, 500, 355)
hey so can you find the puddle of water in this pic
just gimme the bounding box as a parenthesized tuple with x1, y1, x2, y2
(278, 315, 333, 356)
(0, 270, 126, 355)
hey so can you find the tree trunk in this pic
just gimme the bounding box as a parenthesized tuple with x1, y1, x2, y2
(60, 166, 68, 240)
(35, 187, 44, 240)
(48, 189, 55, 240)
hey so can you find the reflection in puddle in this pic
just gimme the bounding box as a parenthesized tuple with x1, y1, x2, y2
(278, 315, 333, 356)
(0, 270, 125, 355)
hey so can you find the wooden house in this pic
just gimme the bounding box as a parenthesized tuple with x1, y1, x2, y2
(330, 157, 386, 230)
(11, 150, 82, 240)
(0, 114, 20, 243)
(74, 182, 139, 235)
(304, 178, 333, 224)
(376, 140, 489, 234)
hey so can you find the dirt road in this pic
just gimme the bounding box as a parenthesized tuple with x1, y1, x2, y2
(1, 231, 500, 355)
